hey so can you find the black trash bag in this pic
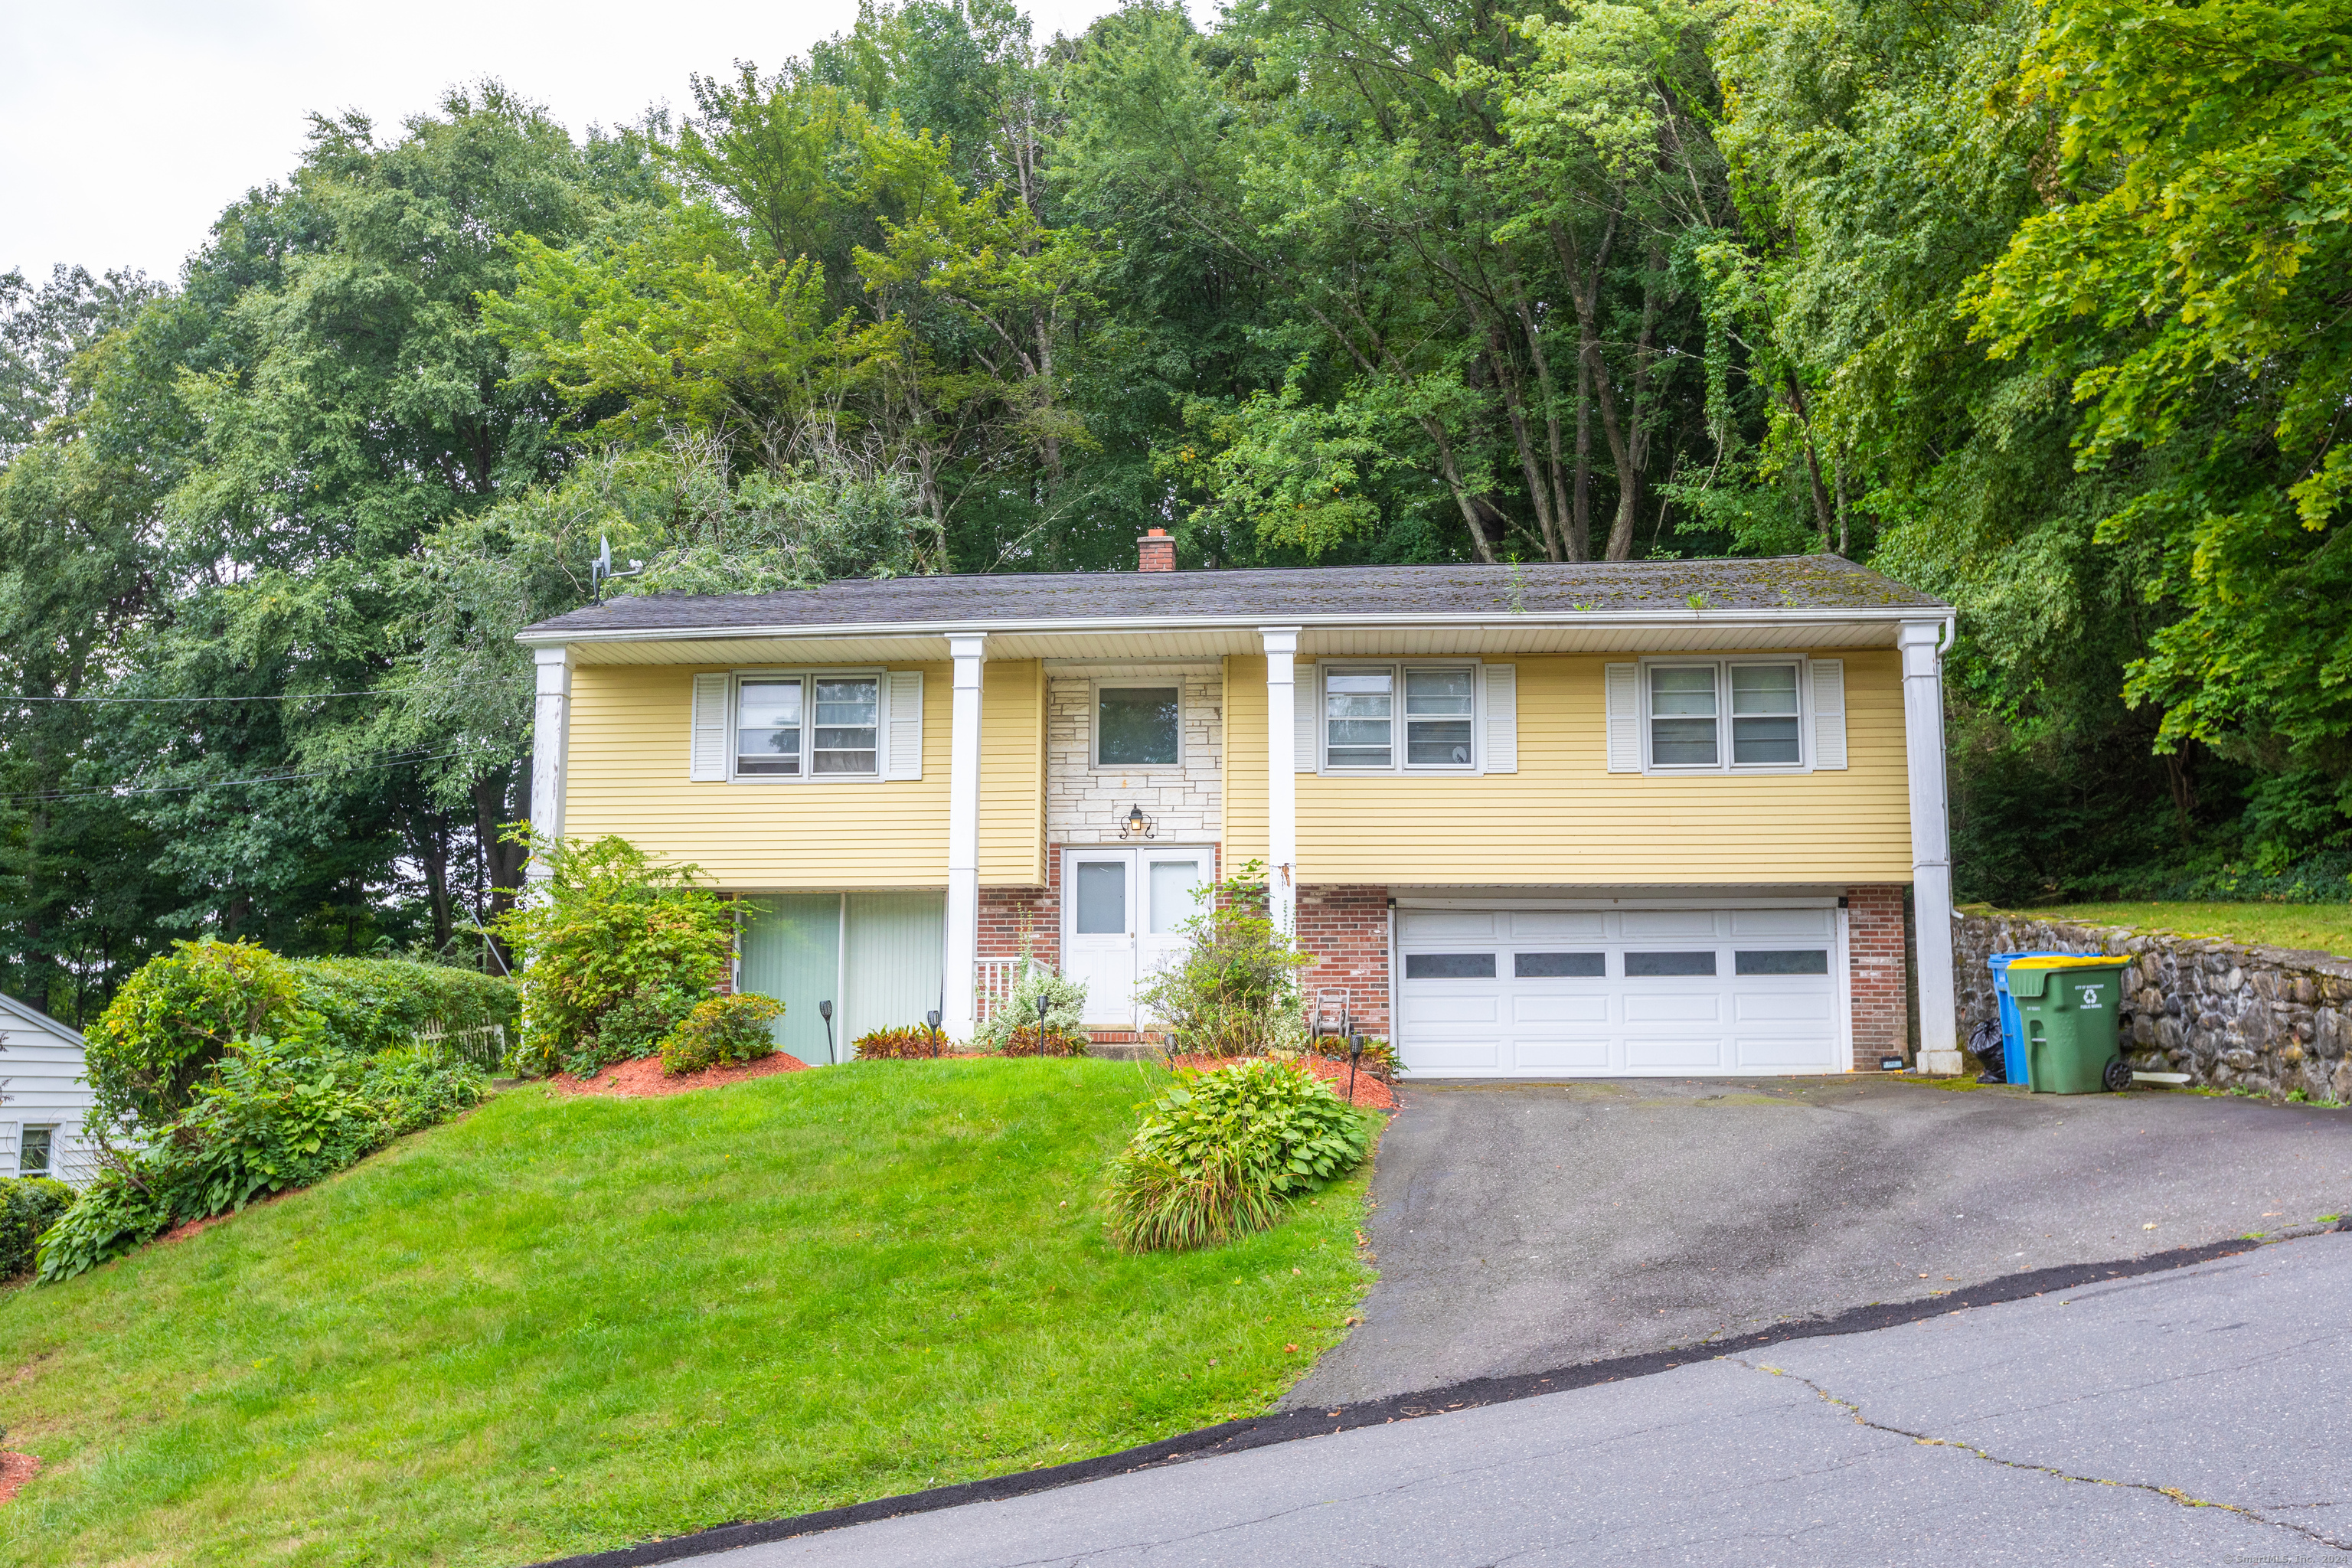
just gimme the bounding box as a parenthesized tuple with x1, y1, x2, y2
(1968, 1018, 2007, 1085)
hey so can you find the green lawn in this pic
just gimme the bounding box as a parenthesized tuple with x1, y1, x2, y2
(1993, 901, 2352, 957)
(0, 1059, 1377, 1567)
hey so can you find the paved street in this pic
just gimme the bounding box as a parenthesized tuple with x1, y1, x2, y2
(705, 1230, 2352, 1566)
(1292, 1076, 2352, 1406)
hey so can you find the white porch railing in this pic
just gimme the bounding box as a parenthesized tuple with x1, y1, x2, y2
(975, 958, 1024, 1025)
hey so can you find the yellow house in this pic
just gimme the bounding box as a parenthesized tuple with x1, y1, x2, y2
(519, 540, 1961, 1078)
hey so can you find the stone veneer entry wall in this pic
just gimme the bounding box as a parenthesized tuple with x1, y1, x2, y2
(1044, 670, 1223, 844)
(1952, 911, 2352, 1099)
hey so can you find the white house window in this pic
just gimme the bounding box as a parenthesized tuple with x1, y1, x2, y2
(18, 1126, 52, 1176)
(1649, 667, 1719, 766)
(1730, 665, 1802, 764)
(1096, 686, 1181, 767)
(1647, 661, 1806, 771)
(1405, 670, 1475, 764)
(736, 675, 879, 777)
(811, 678, 879, 773)
(737, 679, 805, 775)
(1323, 664, 1478, 770)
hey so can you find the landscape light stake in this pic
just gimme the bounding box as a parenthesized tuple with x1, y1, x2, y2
(818, 1000, 835, 1064)
(926, 1008, 942, 1059)
(1348, 1034, 1365, 1106)
(1035, 991, 1052, 1057)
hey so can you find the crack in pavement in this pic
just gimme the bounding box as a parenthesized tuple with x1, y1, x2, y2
(1736, 1359, 2352, 1553)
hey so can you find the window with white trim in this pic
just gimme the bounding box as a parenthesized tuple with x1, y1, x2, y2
(1319, 663, 1478, 771)
(734, 674, 880, 778)
(1645, 660, 1807, 772)
(18, 1126, 52, 1177)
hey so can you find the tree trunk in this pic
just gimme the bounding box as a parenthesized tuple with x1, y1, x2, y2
(1784, 373, 1838, 549)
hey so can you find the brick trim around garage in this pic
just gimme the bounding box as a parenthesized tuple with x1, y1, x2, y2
(1295, 884, 1392, 1037)
(1847, 885, 1908, 1070)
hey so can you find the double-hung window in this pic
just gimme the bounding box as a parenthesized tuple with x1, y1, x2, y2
(1319, 663, 1478, 772)
(734, 675, 880, 778)
(1645, 660, 1806, 772)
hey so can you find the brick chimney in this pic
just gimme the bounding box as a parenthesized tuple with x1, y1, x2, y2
(1137, 527, 1176, 572)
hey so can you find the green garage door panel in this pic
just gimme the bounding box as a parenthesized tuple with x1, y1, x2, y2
(844, 893, 946, 1044)
(739, 896, 841, 1064)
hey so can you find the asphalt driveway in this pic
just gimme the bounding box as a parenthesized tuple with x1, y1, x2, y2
(1286, 1076, 2352, 1408)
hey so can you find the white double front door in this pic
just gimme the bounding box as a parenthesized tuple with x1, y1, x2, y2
(1061, 846, 1208, 1027)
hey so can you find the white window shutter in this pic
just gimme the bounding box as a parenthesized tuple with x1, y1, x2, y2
(690, 673, 730, 782)
(1481, 664, 1517, 773)
(1605, 663, 1641, 773)
(1294, 664, 1319, 773)
(1810, 659, 1847, 770)
(884, 670, 924, 779)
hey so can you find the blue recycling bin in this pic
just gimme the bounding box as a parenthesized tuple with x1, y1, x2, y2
(1990, 952, 2076, 1083)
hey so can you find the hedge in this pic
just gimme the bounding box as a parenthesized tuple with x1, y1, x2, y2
(290, 958, 518, 1057)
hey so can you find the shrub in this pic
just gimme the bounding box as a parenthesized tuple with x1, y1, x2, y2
(83, 940, 302, 1129)
(289, 959, 518, 1057)
(1102, 1059, 1370, 1253)
(996, 1024, 1087, 1058)
(0, 1178, 74, 1278)
(853, 1024, 952, 1060)
(489, 834, 735, 1078)
(35, 1039, 489, 1285)
(572, 987, 697, 1076)
(658, 994, 782, 1076)
(973, 958, 1087, 1052)
(1132, 863, 1311, 1057)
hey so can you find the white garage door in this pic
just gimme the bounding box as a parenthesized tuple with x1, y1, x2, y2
(1396, 906, 1846, 1077)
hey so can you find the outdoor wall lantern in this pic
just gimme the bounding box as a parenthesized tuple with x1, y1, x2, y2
(1119, 802, 1157, 840)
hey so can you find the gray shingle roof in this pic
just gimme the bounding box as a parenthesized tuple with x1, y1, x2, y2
(519, 555, 1942, 641)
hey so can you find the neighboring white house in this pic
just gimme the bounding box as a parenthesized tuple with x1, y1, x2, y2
(0, 992, 100, 1186)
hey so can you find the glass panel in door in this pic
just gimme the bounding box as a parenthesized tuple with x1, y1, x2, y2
(1137, 851, 1205, 1016)
(1063, 851, 1136, 1027)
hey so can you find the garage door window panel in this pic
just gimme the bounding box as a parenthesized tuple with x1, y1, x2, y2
(1515, 952, 1606, 978)
(1625, 950, 1717, 977)
(1736, 949, 1828, 975)
(1405, 952, 1496, 979)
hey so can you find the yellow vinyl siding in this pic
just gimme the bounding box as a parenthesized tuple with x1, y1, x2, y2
(1276, 650, 1914, 885)
(978, 659, 1046, 885)
(563, 663, 950, 887)
(1222, 655, 1269, 867)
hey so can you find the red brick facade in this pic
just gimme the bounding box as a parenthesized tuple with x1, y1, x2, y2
(1846, 884, 1909, 1070)
(1294, 884, 1392, 1037)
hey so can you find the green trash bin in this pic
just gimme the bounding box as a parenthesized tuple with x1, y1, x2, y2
(2007, 955, 2135, 1094)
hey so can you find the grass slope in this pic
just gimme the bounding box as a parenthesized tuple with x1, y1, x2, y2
(1991, 901, 2352, 957)
(0, 1060, 1376, 1566)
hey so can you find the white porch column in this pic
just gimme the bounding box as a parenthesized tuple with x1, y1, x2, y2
(526, 645, 574, 889)
(1900, 618, 1961, 1075)
(1262, 626, 1301, 940)
(943, 633, 988, 1038)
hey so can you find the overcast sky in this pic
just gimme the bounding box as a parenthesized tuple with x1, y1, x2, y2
(2, 0, 1142, 285)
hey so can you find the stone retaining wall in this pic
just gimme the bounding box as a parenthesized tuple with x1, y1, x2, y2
(1952, 912, 2352, 1099)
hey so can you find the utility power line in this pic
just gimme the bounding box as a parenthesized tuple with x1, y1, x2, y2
(0, 743, 514, 807)
(8, 679, 531, 704)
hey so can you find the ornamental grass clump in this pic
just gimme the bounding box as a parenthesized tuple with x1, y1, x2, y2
(658, 994, 782, 1076)
(1103, 1058, 1370, 1253)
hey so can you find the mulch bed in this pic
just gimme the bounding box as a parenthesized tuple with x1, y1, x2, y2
(1165, 1054, 1399, 1111)
(0, 1451, 40, 1504)
(550, 1051, 810, 1099)
(161, 1187, 296, 1245)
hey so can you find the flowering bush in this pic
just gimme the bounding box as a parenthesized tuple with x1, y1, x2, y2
(658, 994, 782, 1076)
